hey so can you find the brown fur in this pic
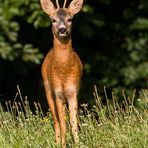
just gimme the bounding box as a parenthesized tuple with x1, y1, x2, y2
(40, 0, 83, 147)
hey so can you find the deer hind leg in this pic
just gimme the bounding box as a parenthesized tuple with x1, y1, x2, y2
(55, 91, 66, 148)
(43, 80, 61, 145)
(66, 86, 79, 144)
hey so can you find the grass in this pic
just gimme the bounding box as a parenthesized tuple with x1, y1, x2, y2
(0, 86, 148, 148)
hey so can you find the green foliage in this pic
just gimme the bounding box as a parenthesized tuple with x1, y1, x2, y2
(0, 0, 148, 98)
(0, 0, 43, 63)
(79, 0, 148, 89)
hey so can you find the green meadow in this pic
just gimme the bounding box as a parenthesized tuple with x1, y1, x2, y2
(0, 88, 147, 148)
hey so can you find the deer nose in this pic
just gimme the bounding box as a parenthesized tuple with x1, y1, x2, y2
(59, 28, 66, 34)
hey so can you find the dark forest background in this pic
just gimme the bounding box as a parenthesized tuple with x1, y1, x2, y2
(0, 0, 148, 111)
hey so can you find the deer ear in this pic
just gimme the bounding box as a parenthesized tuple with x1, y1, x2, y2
(40, 0, 56, 16)
(68, 0, 83, 15)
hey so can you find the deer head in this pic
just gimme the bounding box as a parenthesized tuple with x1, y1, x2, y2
(40, 0, 83, 39)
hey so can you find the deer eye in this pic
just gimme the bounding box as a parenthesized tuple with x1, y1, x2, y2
(67, 18, 72, 22)
(52, 19, 57, 23)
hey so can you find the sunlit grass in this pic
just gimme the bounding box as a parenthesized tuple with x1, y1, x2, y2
(0, 86, 148, 148)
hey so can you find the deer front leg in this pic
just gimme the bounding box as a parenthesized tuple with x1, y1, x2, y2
(42, 66, 61, 144)
(55, 91, 66, 148)
(66, 87, 79, 144)
(43, 81, 61, 145)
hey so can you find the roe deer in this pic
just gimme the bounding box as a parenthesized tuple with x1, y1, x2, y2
(40, 0, 83, 147)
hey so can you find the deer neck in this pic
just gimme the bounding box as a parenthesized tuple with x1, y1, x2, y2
(53, 34, 72, 55)
(53, 34, 73, 69)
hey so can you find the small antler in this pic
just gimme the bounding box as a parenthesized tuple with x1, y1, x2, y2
(56, 0, 60, 8)
(63, 0, 67, 8)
